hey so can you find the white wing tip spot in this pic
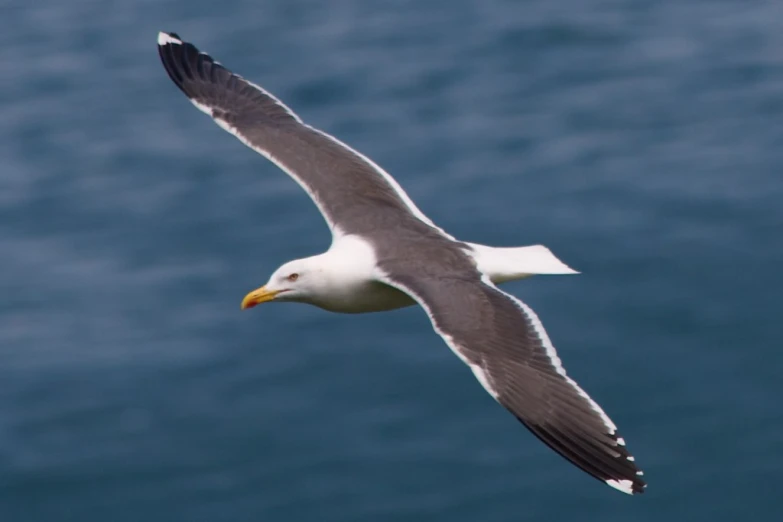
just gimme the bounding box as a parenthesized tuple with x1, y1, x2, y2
(606, 479, 635, 495)
(157, 32, 181, 46)
(616, 437, 626, 446)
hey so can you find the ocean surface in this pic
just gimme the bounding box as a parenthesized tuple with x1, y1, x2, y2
(2, 1, 782, 520)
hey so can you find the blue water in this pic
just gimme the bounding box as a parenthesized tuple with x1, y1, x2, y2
(2, 0, 782, 520)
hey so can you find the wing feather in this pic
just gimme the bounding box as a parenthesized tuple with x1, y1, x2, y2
(157, 32, 450, 239)
(378, 270, 646, 495)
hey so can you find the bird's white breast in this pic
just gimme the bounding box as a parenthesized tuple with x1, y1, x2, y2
(310, 234, 415, 314)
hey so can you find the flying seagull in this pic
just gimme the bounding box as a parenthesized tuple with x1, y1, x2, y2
(156, 32, 646, 495)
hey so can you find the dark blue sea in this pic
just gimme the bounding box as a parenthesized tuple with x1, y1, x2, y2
(2, 1, 782, 520)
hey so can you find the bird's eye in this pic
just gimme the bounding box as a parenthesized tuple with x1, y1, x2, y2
(287, 273, 299, 282)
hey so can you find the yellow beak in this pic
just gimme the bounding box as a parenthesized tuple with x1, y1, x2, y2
(241, 286, 282, 310)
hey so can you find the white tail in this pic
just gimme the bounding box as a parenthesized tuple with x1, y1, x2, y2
(466, 243, 579, 284)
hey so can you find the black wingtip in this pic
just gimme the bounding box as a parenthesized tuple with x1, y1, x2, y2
(156, 31, 227, 85)
(516, 415, 647, 495)
(156, 31, 220, 97)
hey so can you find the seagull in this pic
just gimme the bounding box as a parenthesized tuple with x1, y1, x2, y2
(156, 31, 646, 495)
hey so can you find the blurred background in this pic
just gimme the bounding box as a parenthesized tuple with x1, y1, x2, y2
(1, 0, 782, 520)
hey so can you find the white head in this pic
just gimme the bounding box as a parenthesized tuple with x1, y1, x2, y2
(240, 257, 323, 309)
(240, 235, 381, 313)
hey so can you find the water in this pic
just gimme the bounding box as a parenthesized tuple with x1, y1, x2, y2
(2, 0, 782, 520)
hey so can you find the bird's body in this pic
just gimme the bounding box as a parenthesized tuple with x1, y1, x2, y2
(157, 32, 647, 495)
(253, 232, 578, 314)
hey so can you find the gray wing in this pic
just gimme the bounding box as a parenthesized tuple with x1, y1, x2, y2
(157, 32, 448, 238)
(379, 271, 647, 495)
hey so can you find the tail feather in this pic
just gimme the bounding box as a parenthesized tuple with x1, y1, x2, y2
(467, 243, 579, 284)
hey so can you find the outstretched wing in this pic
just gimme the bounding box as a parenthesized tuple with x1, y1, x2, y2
(379, 270, 646, 494)
(156, 32, 449, 238)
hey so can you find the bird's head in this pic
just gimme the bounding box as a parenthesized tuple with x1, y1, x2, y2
(240, 259, 316, 309)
